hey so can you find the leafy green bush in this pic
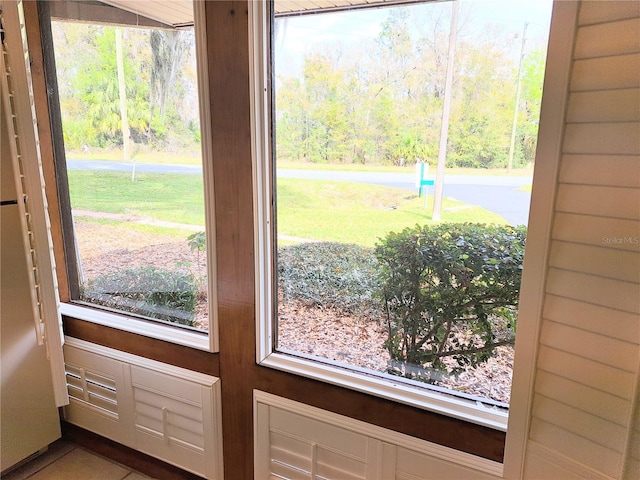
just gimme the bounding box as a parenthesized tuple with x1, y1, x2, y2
(278, 242, 381, 316)
(83, 267, 198, 326)
(375, 223, 526, 383)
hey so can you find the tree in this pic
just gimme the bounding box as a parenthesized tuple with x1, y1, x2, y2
(372, 8, 431, 165)
(279, 51, 353, 163)
(275, 76, 309, 162)
(51, 21, 201, 153)
(272, 2, 547, 169)
(447, 34, 516, 168)
(517, 47, 546, 166)
(149, 30, 191, 124)
(71, 26, 150, 148)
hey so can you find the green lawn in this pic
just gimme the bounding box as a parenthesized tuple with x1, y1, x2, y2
(73, 216, 198, 239)
(277, 179, 505, 246)
(66, 151, 202, 165)
(68, 171, 205, 225)
(68, 171, 506, 246)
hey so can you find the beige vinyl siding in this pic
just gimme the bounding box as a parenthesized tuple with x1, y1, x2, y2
(574, 18, 640, 59)
(559, 155, 640, 187)
(529, 418, 623, 478)
(547, 240, 640, 283)
(571, 53, 640, 91)
(563, 123, 640, 155)
(534, 369, 632, 426)
(566, 89, 640, 123)
(578, 1, 640, 25)
(535, 345, 636, 401)
(523, 1, 640, 478)
(542, 295, 639, 344)
(624, 395, 640, 479)
(552, 213, 640, 252)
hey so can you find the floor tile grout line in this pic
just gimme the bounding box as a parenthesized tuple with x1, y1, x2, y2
(2, 441, 76, 480)
(24, 443, 78, 479)
(3, 440, 155, 480)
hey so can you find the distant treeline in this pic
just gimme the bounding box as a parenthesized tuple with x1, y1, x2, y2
(275, 5, 546, 169)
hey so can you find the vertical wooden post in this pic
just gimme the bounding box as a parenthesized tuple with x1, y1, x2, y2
(204, 2, 256, 478)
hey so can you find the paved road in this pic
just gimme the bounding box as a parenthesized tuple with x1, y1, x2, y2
(67, 160, 532, 225)
(67, 159, 201, 175)
(277, 169, 531, 226)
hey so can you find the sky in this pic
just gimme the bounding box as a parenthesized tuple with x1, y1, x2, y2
(274, 0, 554, 77)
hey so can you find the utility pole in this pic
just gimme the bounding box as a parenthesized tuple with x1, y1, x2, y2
(432, 0, 458, 222)
(507, 22, 528, 174)
(115, 28, 131, 169)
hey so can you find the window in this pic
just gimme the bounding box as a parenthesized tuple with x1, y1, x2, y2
(254, 0, 552, 429)
(48, 2, 217, 351)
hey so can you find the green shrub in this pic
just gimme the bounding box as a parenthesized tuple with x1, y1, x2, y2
(278, 242, 381, 316)
(375, 223, 526, 383)
(83, 267, 198, 326)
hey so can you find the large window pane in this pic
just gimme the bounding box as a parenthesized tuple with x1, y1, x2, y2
(51, 19, 209, 331)
(273, 0, 552, 406)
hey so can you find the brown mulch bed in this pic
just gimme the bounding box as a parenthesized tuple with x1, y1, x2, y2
(75, 219, 513, 404)
(278, 299, 513, 404)
(75, 221, 209, 329)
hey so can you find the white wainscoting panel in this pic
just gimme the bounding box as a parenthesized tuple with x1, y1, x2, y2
(254, 391, 502, 480)
(63, 337, 223, 479)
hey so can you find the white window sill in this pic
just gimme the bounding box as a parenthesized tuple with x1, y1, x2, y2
(259, 351, 509, 432)
(60, 303, 211, 352)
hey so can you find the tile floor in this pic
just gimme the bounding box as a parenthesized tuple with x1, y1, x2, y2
(2, 440, 155, 480)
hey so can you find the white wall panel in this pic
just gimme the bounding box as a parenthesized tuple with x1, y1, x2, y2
(536, 345, 635, 400)
(532, 395, 628, 453)
(395, 447, 499, 480)
(545, 268, 640, 313)
(523, 442, 613, 480)
(62, 338, 223, 479)
(254, 391, 502, 480)
(63, 343, 132, 445)
(555, 184, 639, 219)
(539, 320, 638, 372)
